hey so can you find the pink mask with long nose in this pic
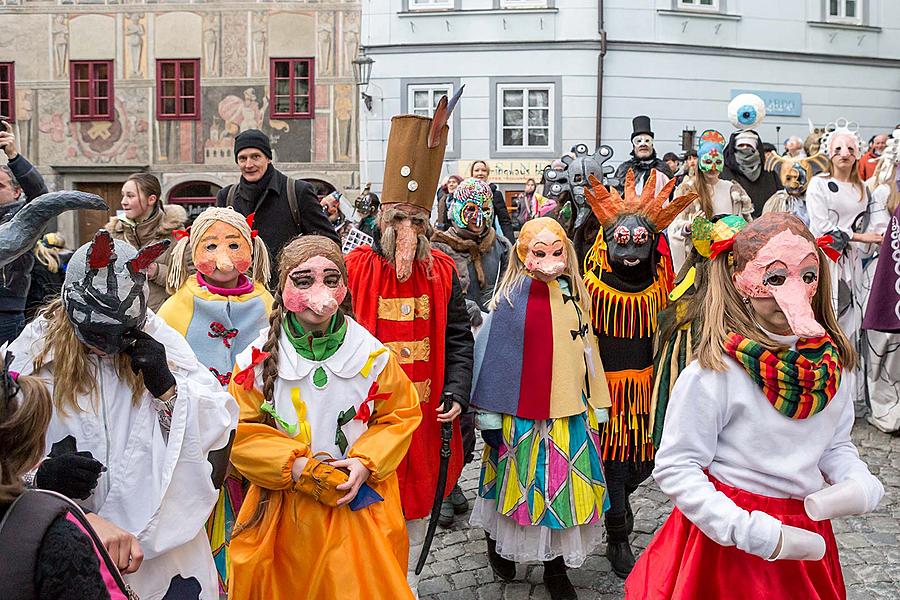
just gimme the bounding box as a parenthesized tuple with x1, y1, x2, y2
(283, 256, 347, 319)
(733, 230, 825, 338)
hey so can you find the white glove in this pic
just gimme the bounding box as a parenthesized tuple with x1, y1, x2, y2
(595, 407, 609, 424)
(804, 479, 869, 521)
(768, 525, 826, 561)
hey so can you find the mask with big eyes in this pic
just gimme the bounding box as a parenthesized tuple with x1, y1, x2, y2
(450, 178, 495, 233)
(699, 148, 724, 173)
(783, 163, 808, 196)
(282, 256, 347, 324)
(733, 230, 825, 338)
(633, 134, 654, 158)
(604, 214, 654, 269)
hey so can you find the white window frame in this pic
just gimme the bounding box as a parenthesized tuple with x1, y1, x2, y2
(500, 0, 549, 8)
(496, 83, 554, 152)
(677, 0, 720, 11)
(826, 0, 863, 25)
(408, 0, 454, 11)
(407, 83, 454, 152)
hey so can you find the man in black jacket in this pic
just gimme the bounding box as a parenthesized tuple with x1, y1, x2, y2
(614, 116, 674, 195)
(721, 129, 782, 217)
(0, 124, 49, 343)
(215, 129, 340, 284)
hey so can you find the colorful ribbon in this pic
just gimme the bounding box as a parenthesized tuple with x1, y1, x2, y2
(232, 346, 270, 391)
(816, 235, 842, 263)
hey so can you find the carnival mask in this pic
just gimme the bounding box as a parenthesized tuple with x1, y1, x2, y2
(698, 129, 726, 173)
(63, 230, 168, 355)
(633, 134, 654, 158)
(733, 227, 824, 338)
(517, 218, 568, 282)
(450, 178, 494, 233)
(283, 256, 348, 323)
(605, 214, 654, 269)
(765, 152, 830, 198)
(194, 221, 252, 281)
(379, 204, 430, 283)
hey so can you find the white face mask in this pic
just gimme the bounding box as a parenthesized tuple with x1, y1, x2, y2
(633, 135, 654, 156)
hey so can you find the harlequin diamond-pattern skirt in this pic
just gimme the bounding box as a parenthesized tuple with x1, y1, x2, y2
(470, 409, 609, 567)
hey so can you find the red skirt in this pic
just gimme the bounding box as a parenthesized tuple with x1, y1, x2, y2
(625, 477, 845, 600)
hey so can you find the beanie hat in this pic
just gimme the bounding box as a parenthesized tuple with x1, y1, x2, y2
(234, 129, 273, 162)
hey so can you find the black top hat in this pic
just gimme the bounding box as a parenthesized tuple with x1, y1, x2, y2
(631, 115, 654, 140)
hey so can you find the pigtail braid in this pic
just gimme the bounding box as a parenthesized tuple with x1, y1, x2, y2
(251, 236, 271, 287)
(260, 292, 284, 410)
(165, 235, 191, 294)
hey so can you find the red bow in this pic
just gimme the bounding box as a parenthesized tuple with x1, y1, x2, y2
(232, 347, 270, 391)
(173, 227, 191, 241)
(246, 213, 258, 239)
(816, 235, 842, 263)
(709, 238, 736, 260)
(355, 381, 392, 423)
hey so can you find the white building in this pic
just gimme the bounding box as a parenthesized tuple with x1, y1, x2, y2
(359, 0, 601, 205)
(359, 0, 900, 201)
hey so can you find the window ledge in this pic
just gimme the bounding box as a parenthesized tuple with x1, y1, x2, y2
(399, 8, 559, 18)
(657, 9, 741, 21)
(807, 20, 881, 33)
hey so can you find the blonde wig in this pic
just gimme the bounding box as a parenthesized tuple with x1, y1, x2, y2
(33, 232, 66, 274)
(166, 207, 271, 293)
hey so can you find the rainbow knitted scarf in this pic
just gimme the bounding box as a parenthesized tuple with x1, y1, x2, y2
(723, 332, 842, 419)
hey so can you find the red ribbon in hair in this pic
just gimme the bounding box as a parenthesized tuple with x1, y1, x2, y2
(232, 347, 270, 391)
(816, 235, 842, 263)
(246, 213, 259, 239)
(709, 237, 736, 260)
(173, 227, 191, 241)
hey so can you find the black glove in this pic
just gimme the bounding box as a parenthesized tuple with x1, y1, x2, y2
(123, 329, 176, 398)
(465, 299, 483, 328)
(35, 435, 104, 500)
(481, 429, 503, 450)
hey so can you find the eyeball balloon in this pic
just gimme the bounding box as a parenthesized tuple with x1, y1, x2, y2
(728, 93, 766, 129)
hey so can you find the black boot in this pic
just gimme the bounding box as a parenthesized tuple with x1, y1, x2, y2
(625, 499, 634, 535)
(605, 512, 636, 579)
(543, 556, 577, 600)
(485, 533, 516, 581)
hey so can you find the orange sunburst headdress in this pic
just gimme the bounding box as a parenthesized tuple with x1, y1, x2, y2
(583, 169, 698, 232)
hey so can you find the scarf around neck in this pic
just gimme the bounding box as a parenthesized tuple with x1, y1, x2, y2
(735, 147, 762, 182)
(238, 164, 275, 209)
(284, 310, 347, 362)
(723, 332, 842, 419)
(432, 227, 496, 286)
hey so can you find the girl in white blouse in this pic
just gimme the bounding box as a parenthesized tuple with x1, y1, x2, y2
(626, 212, 883, 600)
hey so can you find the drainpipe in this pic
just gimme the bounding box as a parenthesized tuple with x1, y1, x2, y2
(596, 0, 606, 148)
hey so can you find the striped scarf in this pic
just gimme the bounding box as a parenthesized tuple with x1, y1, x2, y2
(723, 332, 842, 419)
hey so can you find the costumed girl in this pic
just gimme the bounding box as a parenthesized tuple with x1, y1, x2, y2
(10, 230, 239, 600)
(580, 170, 697, 577)
(669, 129, 753, 273)
(227, 235, 422, 600)
(158, 206, 273, 592)
(470, 217, 611, 600)
(859, 132, 900, 433)
(625, 212, 884, 599)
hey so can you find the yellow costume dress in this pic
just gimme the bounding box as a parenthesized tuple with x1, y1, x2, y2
(227, 313, 422, 600)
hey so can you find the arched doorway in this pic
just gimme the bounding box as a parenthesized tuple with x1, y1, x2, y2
(167, 180, 223, 224)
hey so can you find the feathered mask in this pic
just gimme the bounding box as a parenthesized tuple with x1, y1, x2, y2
(584, 169, 698, 233)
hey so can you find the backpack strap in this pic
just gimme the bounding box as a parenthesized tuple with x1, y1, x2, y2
(225, 183, 238, 208)
(286, 176, 302, 232)
(0, 490, 69, 600)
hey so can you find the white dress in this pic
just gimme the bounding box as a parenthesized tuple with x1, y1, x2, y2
(11, 313, 239, 600)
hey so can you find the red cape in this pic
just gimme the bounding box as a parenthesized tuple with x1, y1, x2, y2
(345, 246, 464, 520)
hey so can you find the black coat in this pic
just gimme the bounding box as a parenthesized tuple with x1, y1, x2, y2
(216, 167, 341, 283)
(0, 154, 49, 314)
(720, 166, 781, 218)
(489, 184, 515, 242)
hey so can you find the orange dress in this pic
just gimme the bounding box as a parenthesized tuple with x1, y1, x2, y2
(227, 321, 422, 600)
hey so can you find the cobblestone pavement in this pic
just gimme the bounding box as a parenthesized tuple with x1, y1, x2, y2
(420, 419, 900, 600)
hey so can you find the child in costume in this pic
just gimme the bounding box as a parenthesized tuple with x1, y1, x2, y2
(762, 148, 830, 225)
(626, 213, 884, 600)
(158, 206, 273, 592)
(10, 230, 238, 600)
(580, 169, 696, 578)
(227, 235, 422, 600)
(470, 217, 611, 600)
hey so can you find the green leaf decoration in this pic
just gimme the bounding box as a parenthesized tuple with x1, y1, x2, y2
(313, 366, 328, 389)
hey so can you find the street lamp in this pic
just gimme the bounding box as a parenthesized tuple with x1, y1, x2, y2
(352, 53, 374, 112)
